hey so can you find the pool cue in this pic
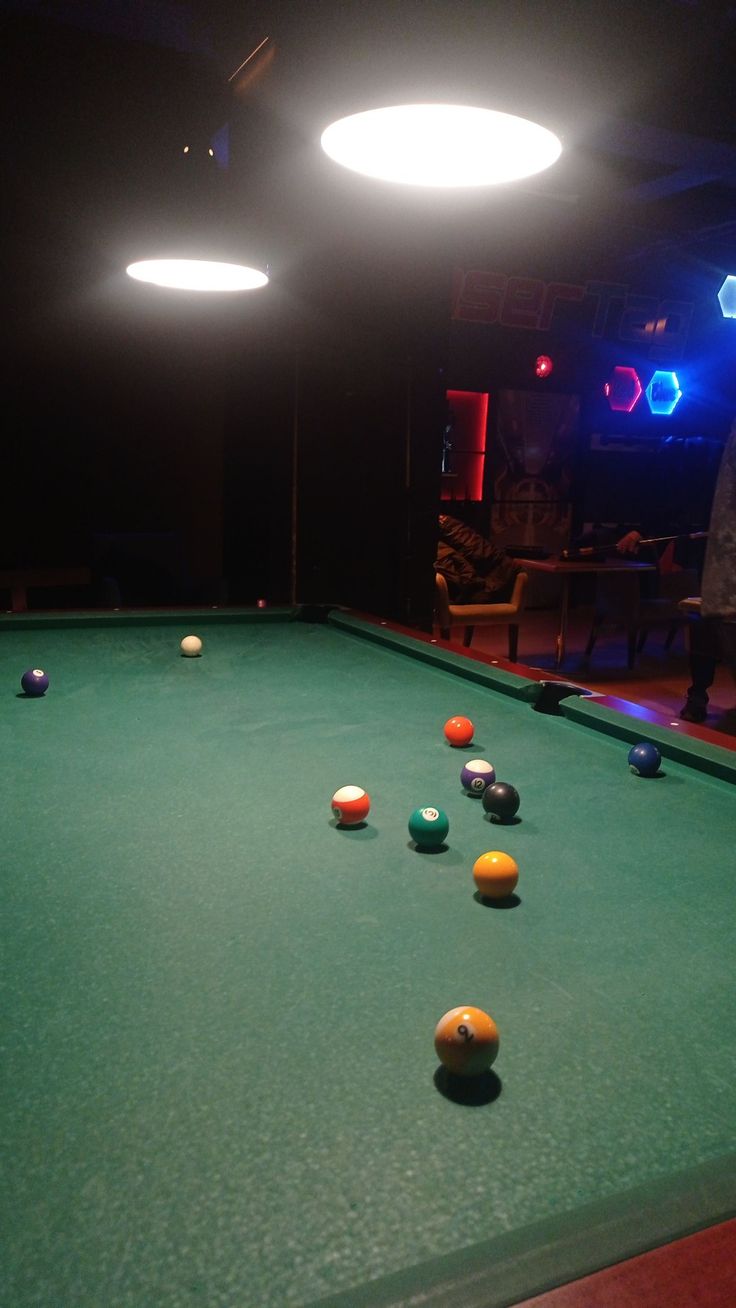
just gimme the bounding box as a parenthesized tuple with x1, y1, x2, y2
(558, 545, 612, 559)
(635, 531, 708, 546)
(559, 531, 708, 561)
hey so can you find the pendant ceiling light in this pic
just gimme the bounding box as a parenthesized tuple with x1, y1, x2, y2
(126, 258, 268, 292)
(320, 103, 561, 187)
(124, 139, 269, 293)
(125, 42, 272, 294)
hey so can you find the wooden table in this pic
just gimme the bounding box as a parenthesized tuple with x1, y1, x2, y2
(0, 567, 91, 612)
(515, 556, 656, 667)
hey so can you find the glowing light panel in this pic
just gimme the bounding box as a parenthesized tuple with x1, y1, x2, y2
(645, 370, 682, 415)
(717, 275, 736, 318)
(442, 390, 488, 501)
(126, 260, 268, 292)
(320, 104, 562, 187)
(604, 366, 642, 413)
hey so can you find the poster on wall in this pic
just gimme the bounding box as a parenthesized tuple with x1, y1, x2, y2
(490, 391, 579, 554)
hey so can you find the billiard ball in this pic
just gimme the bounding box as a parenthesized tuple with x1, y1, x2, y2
(482, 781, 520, 822)
(473, 850, 519, 899)
(331, 785, 371, 825)
(444, 716, 474, 747)
(408, 806, 449, 847)
(460, 759, 496, 796)
(434, 1005, 499, 1076)
(181, 635, 203, 657)
(628, 741, 661, 777)
(21, 668, 49, 697)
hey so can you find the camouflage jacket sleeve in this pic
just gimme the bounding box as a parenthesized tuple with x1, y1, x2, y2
(437, 515, 520, 595)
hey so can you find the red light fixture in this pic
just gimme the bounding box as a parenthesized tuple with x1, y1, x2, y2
(604, 366, 642, 413)
(442, 390, 488, 501)
(535, 354, 553, 378)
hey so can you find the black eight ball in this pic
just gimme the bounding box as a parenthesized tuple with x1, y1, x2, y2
(482, 781, 520, 822)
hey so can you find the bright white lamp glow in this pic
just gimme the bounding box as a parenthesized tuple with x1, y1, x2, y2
(126, 259, 269, 292)
(320, 103, 562, 187)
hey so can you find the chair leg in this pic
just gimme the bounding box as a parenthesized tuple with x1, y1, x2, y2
(583, 619, 601, 662)
(440, 626, 450, 641)
(627, 627, 637, 670)
(463, 626, 474, 648)
(508, 624, 519, 662)
(664, 622, 679, 650)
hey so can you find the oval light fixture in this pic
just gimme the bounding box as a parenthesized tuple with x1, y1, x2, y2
(320, 103, 562, 187)
(126, 259, 269, 292)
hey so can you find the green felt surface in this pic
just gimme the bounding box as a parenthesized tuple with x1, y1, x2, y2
(1, 612, 735, 1307)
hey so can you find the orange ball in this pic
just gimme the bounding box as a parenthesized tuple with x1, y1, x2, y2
(473, 850, 519, 899)
(434, 1005, 500, 1076)
(444, 715, 474, 747)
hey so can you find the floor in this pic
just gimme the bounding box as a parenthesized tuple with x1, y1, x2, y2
(462, 605, 736, 739)
(515, 1218, 736, 1307)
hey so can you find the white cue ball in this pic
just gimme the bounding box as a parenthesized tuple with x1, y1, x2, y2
(180, 635, 203, 657)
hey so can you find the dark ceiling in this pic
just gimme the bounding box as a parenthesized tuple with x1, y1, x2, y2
(4, 0, 736, 272)
(2, 0, 735, 596)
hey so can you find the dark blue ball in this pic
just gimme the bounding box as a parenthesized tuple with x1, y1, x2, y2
(21, 668, 49, 697)
(628, 741, 661, 777)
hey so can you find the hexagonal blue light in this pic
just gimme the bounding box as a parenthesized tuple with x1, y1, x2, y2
(717, 275, 736, 318)
(645, 370, 682, 416)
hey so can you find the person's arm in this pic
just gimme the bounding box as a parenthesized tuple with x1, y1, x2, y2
(438, 514, 518, 575)
(615, 530, 643, 554)
(435, 542, 478, 601)
(437, 515, 519, 600)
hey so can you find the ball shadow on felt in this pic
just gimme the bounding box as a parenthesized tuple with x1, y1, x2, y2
(473, 890, 521, 909)
(434, 1065, 502, 1106)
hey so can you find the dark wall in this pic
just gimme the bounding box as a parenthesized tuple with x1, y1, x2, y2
(2, 13, 447, 626)
(446, 245, 736, 538)
(221, 252, 448, 626)
(9, 11, 732, 623)
(2, 15, 237, 588)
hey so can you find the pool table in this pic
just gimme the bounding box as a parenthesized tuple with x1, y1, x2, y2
(2, 606, 735, 1308)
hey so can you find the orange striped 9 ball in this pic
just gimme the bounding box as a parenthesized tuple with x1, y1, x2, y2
(434, 1006, 500, 1076)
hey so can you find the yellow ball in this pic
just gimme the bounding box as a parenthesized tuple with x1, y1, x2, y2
(180, 635, 203, 657)
(473, 850, 519, 899)
(434, 1005, 499, 1076)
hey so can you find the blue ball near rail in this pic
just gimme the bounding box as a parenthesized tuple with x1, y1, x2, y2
(628, 741, 661, 777)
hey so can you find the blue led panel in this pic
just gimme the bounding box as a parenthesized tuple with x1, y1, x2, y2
(717, 275, 736, 318)
(645, 370, 682, 416)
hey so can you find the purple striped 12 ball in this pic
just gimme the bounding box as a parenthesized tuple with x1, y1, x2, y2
(21, 668, 49, 697)
(460, 759, 496, 796)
